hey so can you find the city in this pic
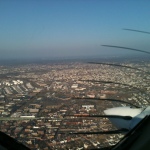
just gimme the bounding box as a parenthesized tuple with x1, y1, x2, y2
(0, 60, 149, 149)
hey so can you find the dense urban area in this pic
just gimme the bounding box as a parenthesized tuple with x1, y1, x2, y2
(0, 60, 149, 150)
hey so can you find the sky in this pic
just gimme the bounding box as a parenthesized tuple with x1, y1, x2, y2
(0, 0, 150, 60)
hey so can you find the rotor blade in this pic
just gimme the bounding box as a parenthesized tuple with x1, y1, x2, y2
(80, 79, 134, 87)
(101, 45, 150, 55)
(72, 97, 140, 108)
(79, 79, 143, 92)
(66, 115, 132, 120)
(123, 28, 150, 34)
(88, 62, 149, 74)
(59, 129, 129, 135)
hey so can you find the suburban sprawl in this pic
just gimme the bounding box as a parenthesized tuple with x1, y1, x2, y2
(0, 60, 149, 149)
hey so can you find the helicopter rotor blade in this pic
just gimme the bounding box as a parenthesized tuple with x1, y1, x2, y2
(65, 114, 132, 120)
(72, 97, 140, 108)
(79, 79, 145, 93)
(101, 45, 150, 55)
(88, 62, 149, 75)
(59, 129, 129, 135)
(123, 28, 150, 34)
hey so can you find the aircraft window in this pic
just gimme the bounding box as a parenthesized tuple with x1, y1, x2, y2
(0, 1, 150, 150)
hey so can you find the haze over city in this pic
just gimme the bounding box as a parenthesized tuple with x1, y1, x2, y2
(0, 0, 150, 60)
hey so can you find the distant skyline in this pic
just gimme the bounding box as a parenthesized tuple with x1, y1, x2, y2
(0, 0, 150, 60)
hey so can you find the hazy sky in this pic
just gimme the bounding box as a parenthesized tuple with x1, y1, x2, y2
(0, 0, 150, 59)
